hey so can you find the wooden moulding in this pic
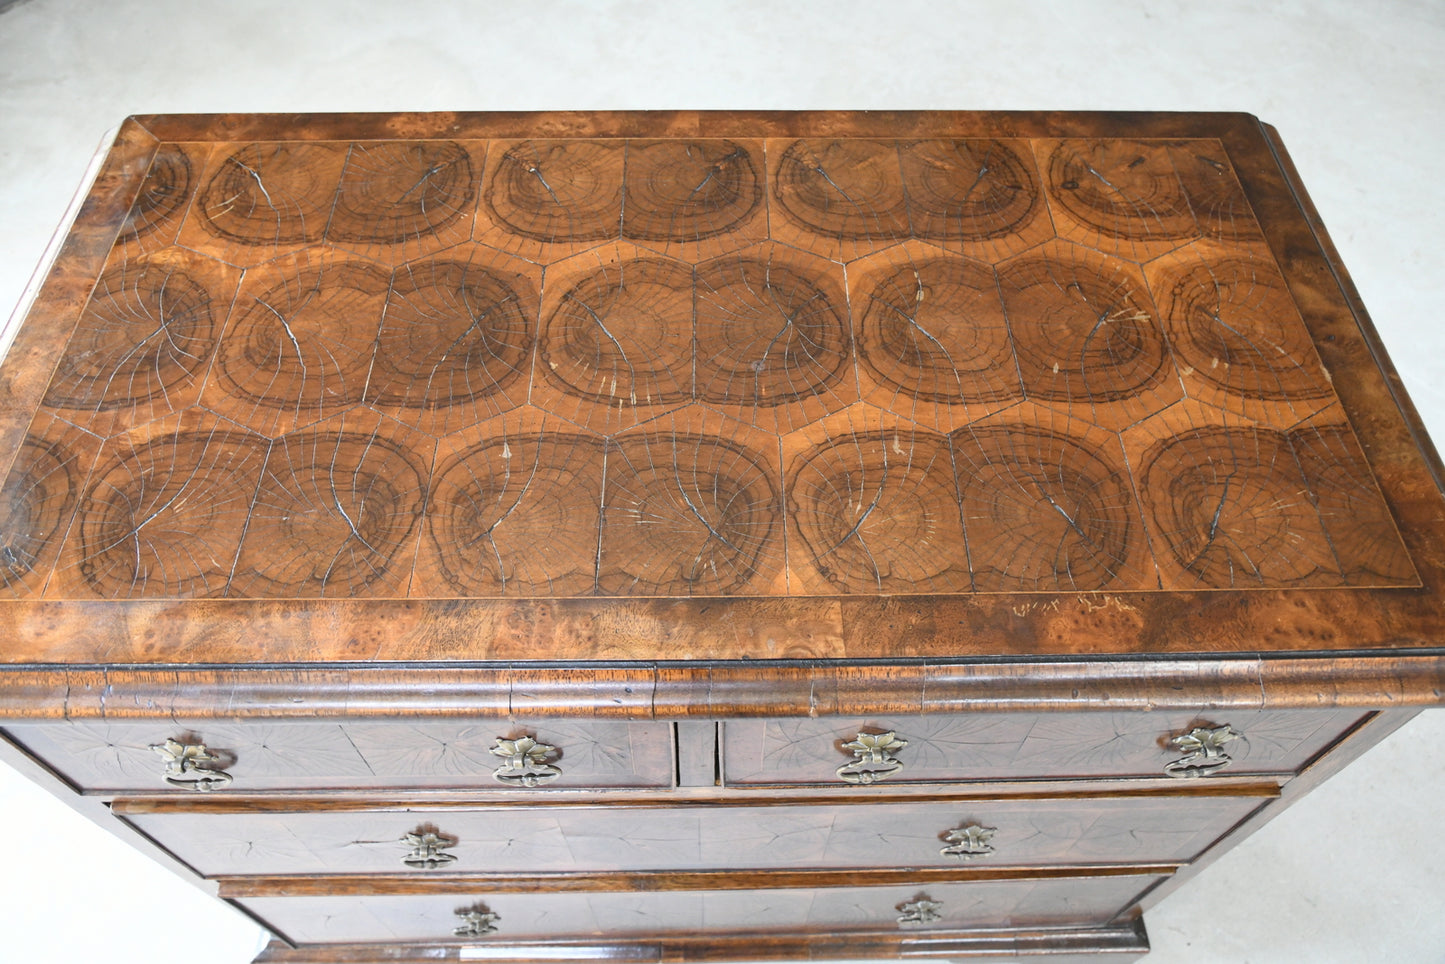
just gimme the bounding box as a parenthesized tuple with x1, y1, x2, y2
(249, 917, 1150, 963)
(109, 782, 1282, 816)
(218, 865, 1177, 899)
(0, 655, 1440, 719)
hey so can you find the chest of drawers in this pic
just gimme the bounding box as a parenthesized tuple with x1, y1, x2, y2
(1, 110, 1442, 963)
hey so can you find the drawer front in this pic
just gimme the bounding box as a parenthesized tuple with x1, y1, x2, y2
(240, 875, 1165, 943)
(723, 709, 1364, 786)
(3, 720, 674, 793)
(126, 793, 1260, 876)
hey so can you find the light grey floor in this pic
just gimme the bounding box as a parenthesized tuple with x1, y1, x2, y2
(1, 2, 1443, 961)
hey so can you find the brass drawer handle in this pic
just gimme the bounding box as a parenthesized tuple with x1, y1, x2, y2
(149, 737, 233, 791)
(836, 731, 908, 785)
(940, 822, 996, 859)
(401, 828, 458, 869)
(1165, 724, 1241, 777)
(490, 735, 562, 787)
(454, 904, 500, 937)
(897, 895, 943, 926)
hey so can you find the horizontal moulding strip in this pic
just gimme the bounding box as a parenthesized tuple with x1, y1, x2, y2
(109, 780, 1282, 815)
(218, 863, 1180, 898)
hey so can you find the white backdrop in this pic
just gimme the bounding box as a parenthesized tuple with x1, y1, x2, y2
(0, 2, 1443, 961)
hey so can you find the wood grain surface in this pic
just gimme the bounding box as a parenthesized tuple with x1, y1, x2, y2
(0, 111, 1442, 670)
(4, 718, 675, 791)
(720, 708, 1360, 784)
(235, 874, 1164, 942)
(121, 794, 1260, 876)
(243, 918, 1151, 964)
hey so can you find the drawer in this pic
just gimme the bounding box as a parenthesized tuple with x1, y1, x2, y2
(123, 791, 1264, 876)
(2, 720, 674, 793)
(722, 709, 1365, 786)
(239, 874, 1166, 943)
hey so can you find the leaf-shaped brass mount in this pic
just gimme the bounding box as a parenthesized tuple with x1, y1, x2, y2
(897, 895, 944, 926)
(148, 737, 233, 791)
(490, 735, 562, 787)
(1164, 724, 1241, 777)
(401, 828, 458, 869)
(453, 905, 500, 937)
(836, 730, 908, 784)
(940, 822, 997, 859)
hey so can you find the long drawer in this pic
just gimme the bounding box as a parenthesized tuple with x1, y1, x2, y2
(239, 874, 1167, 944)
(723, 709, 1365, 785)
(3, 720, 674, 792)
(122, 791, 1266, 876)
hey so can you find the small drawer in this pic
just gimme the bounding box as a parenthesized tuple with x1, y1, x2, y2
(122, 791, 1262, 877)
(2, 719, 674, 793)
(722, 709, 1364, 786)
(239, 874, 1166, 943)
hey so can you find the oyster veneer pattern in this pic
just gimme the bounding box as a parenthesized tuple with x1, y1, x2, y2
(1, 133, 1416, 599)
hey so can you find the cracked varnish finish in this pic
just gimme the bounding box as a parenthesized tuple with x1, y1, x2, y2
(0, 111, 1442, 671)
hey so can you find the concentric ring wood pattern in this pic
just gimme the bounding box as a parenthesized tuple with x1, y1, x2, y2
(897, 138, 1052, 260)
(997, 242, 1180, 430)
(479, 139, 625, 260)
(694, 243, 854, 431)
(2, 128, 1414, 599)
(41, 248, 239, 436)
(50, 413, 268, 599)
(534, 245, 694, 434)
(770, 138, 911, 260)
(850, 245, 1021, 429)
(116, 144, 196, 251)
(1148, 242, 1333, 424)
(1135, 422, 1344, 589)
(786, 414, 971, 595)
(622, 138, 764, 253)
(328, 140, 477, 248)
(600, 421, 783, 596)
(950, 408, 1152, 592)
(420, 419, 605, 597)
(183, 142, 349, 265)
(0, 417, 95, 598)
(206, 251, 385, 437)
(228, 412, 429, 599)
(368, 250, 539, 435)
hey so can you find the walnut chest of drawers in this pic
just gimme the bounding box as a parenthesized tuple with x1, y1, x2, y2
(1, 110, 1442, 963)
